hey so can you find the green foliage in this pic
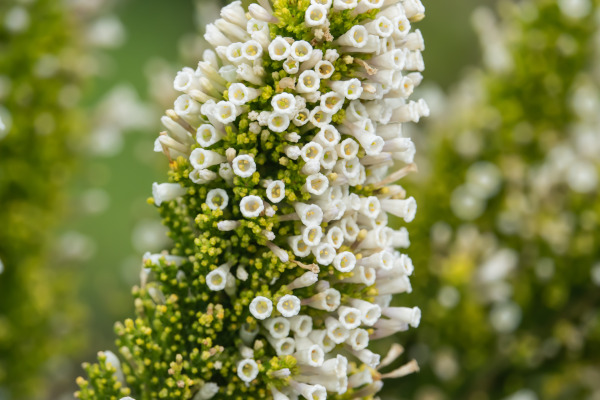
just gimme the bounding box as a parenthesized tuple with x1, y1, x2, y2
(0, 0, 89, 398)
(400, 1, 600, 399)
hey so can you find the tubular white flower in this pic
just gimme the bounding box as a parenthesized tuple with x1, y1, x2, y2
(196, 124, 224, 148)
(309, 107, 332, 127)
(333, 251, 356, 272)
(152, 182, 187, 206)
(190, 149, 227, 170)
(263, 317, 291, 338)
(376, 274, 412, 295)
(300, 141, 324, 163)
(271, 93, 296, 115)
(294, 342, 325, 367)
(320, 146, 338, 170)
(325, 316, 350, 344)
(213, 101, 239, 124)
(237, 359, 259, 383)
(312, 243, 336, 265)
(240, 195, 264, 218)
(228, 83, 261, 106)
(349, 298, 382, 326)
(301, 225, 323, 246)
(380, 196, 417, 222)
(347, 369, 373, 389)
(350, 348, 380, 368)
(305, 173, 329, 195)
(303, 288, 341, 312)
(297, 70, 321, 93)
(333, 0, 358, 10)
(336, 138, 360, 160)
(288, 235, 313, 257)
(283, 58, 300, 74)
(290, 40, 313, 62)
(277, 294, 302, 317)
(328, 78, 363, 99)
(337, 306, 362, 330)
(290, 315, 313, 336)
(290, 382, 327, 400)
(267, 336, 296, 356)
(242, 40, 264, 60)
(325, 226, 345, 249)
(364, 16, 393, 37)
(206, 189, 229, 210)
(314, 60, 335, 79)
(320, 91, 344, 114)
(232, 154, 257, 178)
(305, 4, 328, 26)
(206, 264, 230, 291)
(382, 306, 421, 327)
(336, 25, 369, 48)
(346, 328, 370, 351)
(355, 0, 383, 13)
(268, 36, 291, 60)
(248, 3, 278, 23)
(249, 296, 273, 320)
(341, 265, 376, 286)
(308, 329, 337, 353)
(266, 180, 286, 203)
(294, 203, 324, 226)
(267, 113, 290, 132)
(194, 382, 220, 400)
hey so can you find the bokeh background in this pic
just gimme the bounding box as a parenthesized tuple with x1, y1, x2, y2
(2, 0, 599, 399)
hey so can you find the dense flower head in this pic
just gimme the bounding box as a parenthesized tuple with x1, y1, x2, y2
(76, 0, 426, 398)
(401, 0, 600, 399)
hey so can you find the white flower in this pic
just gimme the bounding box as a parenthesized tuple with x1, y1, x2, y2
(206, 189, 229, 210)
(268, 36, 291, 60)
(237, 359, 259, 383)
(240, 195, 265, 218)
(249, 296, 274, 320)
(152, 183, 187, 206)
(190, 148, 227, 170)
(277, 294, 301, 317)
(305, 4, 328, 27)
(271, 93, 296, 115)
(232, 154, 257, 178)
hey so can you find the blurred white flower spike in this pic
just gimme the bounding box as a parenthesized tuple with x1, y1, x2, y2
(77, 0, 426, 398)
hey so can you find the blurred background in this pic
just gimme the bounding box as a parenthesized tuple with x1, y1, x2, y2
(1, 0, 599, 399)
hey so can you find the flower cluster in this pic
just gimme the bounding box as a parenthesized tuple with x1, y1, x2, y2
(401, 1, 600, 399)
(76, 0, 427, 398)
